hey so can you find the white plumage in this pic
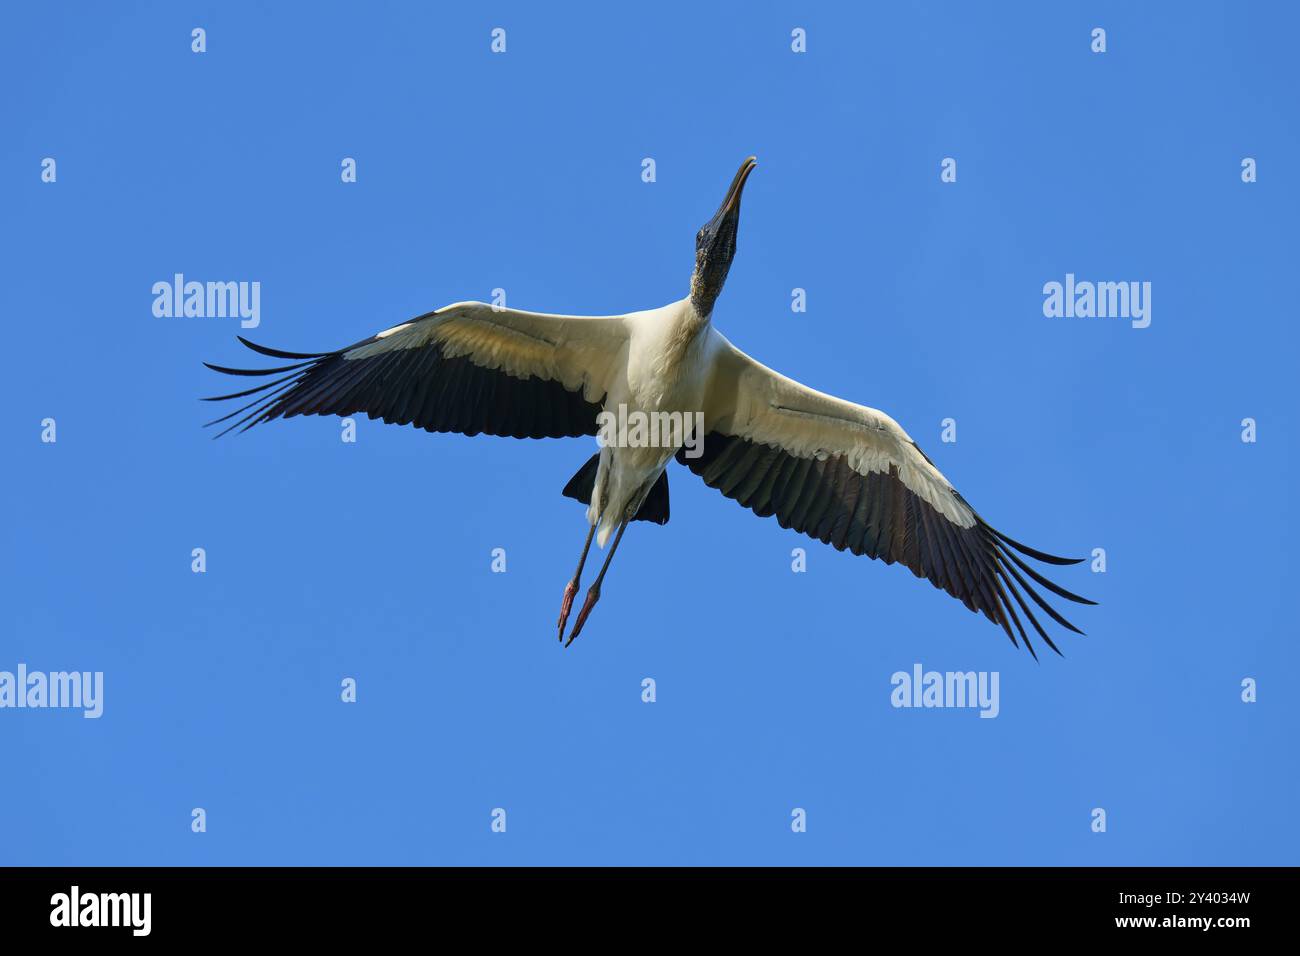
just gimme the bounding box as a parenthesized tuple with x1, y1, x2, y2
(205, 157, 1092, 653)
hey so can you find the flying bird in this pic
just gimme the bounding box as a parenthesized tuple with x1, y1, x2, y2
(204, 157, 1093, 654)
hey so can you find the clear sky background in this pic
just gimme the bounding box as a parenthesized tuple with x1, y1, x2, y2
(2, 2, 1295, 865)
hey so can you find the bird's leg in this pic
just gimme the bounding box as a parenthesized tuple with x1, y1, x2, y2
(564, 518, 630, 647)
(557, 521, 598, 641)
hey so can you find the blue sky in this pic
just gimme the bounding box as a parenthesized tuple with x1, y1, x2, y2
(1, 2, 1295, 865)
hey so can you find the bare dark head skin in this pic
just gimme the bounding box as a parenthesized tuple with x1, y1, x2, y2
(690, 156, 756, 317)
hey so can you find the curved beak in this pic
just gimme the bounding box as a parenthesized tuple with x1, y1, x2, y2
(692, 157, 756, 314)
(716, 156, 757, 219)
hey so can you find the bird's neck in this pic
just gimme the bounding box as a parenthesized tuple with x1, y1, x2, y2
(689, 252, 728, 319)
(688, 275, 714, 319)
(682, 291, 713, 334)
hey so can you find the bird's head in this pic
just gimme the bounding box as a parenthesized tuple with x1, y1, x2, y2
(690, 156, 756, 317)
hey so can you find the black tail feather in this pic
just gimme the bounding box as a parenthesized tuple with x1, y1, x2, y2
(562, 453, 670, 525)
(561, 453, 602, 503)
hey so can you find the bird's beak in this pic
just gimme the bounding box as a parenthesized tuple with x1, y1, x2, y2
(716, 156, 757, 219)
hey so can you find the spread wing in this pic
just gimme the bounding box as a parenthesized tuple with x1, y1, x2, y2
(202, 301, 628, 439)
(682, 332, 1094, 657)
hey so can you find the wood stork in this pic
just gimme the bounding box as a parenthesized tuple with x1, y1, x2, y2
(204, 157, 1093, 654)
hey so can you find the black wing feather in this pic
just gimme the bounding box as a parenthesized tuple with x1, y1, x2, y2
(204, 327, 603, 440)
(677, 433, 1093, 657)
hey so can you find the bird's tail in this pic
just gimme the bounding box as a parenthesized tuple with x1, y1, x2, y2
(561, 454, 670, 527)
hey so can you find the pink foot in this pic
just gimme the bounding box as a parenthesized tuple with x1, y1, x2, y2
(557, 580, 578, 640)
(564, 587, 601, 647)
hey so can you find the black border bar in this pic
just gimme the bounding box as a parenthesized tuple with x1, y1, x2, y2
(0, 866, 1289, 940)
